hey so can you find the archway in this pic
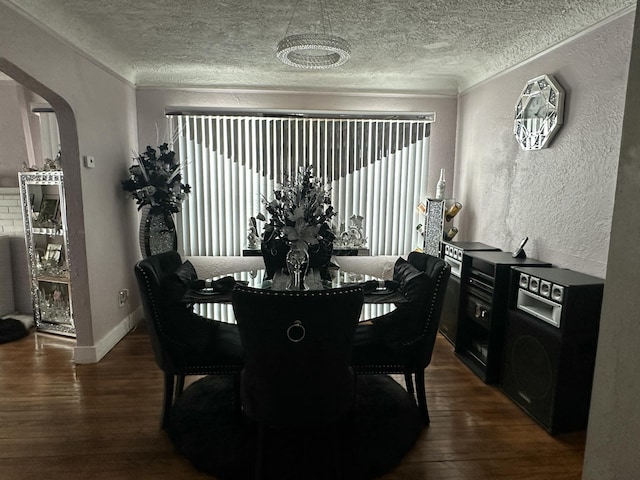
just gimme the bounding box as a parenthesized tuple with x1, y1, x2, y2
(0, 57, 92, 346)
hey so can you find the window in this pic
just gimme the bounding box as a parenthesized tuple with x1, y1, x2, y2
(170, 114, 432, 256)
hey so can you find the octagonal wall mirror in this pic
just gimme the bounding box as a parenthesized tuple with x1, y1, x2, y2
(514, 74, 565, 151)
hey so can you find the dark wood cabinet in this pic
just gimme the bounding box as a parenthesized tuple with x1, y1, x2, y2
(439, 241, 500, 345)
(454, 251, 550, 383)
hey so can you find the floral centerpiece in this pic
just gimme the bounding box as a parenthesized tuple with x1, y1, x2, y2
(121, 143, 190, 213)
(122, 143, 190, 257)
(258, 166, 336, 281)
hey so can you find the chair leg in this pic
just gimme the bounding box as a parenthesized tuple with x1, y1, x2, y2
(161, 373, 175, 429)
(404, 372, 415, 395)
(335, 413, 356, 479)
(233, 373, 242, 414)
(414, 370, 430, 425)
(255, 423, 264, 480)
(175, 374, 186, 397)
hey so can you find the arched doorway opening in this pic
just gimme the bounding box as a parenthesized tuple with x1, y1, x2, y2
(0, 57, 92, 346)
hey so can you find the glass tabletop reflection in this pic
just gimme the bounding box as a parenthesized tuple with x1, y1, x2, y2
(182, 267, 405, 304)
(183, 267, 403, 324)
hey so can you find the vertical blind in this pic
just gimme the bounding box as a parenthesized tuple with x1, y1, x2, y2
(170, 114, 432, 257)
(36, 111, 60, 163)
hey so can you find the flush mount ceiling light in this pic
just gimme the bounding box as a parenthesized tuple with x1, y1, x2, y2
(277, 0, 351, 69)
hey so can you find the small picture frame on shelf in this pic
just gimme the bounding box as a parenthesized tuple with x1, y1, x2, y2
(37, 195, 59, 227)
(44, 243, 63, 264)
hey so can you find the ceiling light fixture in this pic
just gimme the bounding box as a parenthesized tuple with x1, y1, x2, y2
(277, 0, 351, 69)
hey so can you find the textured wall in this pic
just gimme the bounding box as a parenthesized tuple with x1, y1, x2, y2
(454, 12, 634, 278)
(584, 5, 640, 478)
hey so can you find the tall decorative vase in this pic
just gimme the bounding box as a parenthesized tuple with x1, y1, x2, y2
(435, 168, 446, 200)
(139, 205, 178, 258)
(286, 242, 309, 291)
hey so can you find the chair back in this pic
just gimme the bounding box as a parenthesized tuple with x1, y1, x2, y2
(231, 285, 364, 428)
(134, 250, 184, 373)
(403, 251, 451, 368)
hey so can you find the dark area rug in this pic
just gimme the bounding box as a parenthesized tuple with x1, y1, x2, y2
(168, 374, 422, 479)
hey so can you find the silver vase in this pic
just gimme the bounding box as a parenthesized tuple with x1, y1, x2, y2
(286, 242, 309, 290)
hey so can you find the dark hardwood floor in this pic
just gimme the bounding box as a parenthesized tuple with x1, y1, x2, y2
(0, 326, 585, 479)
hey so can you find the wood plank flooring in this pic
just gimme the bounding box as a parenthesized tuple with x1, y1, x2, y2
(0, 327, 586, 479)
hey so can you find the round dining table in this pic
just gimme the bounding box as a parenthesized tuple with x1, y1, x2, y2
(181, 256, 405, 323)
(181, 266, 407, 305)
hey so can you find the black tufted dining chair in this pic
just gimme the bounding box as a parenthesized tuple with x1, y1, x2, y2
(134, 251, 243, 429)
(232, 284, 364, 479)
(351, 251, 450, 425)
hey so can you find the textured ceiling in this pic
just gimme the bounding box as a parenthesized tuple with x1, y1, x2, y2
(1, 0, 635, 94)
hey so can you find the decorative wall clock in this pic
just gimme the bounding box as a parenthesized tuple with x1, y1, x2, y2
(514, 74, 565, 150)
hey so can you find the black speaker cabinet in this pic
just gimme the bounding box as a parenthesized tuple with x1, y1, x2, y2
(440, 274, 461, 344)
(455, 252, 551, 384)
(439, 242, 500, 345)
(501, 267, 604, 434)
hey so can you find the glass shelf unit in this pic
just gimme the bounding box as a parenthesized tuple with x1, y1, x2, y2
(18, 171, 75, 337)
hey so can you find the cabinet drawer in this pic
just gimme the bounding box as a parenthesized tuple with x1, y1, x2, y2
(465, 294, 492, 330)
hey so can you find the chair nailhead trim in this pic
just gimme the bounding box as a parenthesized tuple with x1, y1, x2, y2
(234, 285, 363, 297)
(400, 262, 450, 349)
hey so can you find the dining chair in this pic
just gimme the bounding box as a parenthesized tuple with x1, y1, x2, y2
(231, 284, 364, 479)
(134, 251, 243, 429)
(351, 251, 450, 425)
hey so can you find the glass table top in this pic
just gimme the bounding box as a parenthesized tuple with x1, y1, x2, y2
(182, 267, 405, 304)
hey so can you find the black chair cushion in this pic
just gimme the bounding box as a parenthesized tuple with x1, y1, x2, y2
(162, 260, 201, 321)
(362, 257, 433, 347)
(393, 257, 431, 305)
(406, 250, 429, 272)
(159, 260, 242, 364)
(164, 260, 199, 301)
(179, 322, 243, 365)
(354, 304, 424, 353)
(352, 322, 406, 365)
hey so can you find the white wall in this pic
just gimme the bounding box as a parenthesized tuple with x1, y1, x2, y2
(0, 82, 30, 187)
(0, 4, 140, 362)
(454, 11, 634, 278)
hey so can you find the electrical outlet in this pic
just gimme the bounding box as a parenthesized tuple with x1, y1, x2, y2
(118, 289, 129, 307)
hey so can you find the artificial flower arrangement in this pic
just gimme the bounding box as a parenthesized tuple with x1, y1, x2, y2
(258, 166, 336, 252)
(121, 143, 190, 214)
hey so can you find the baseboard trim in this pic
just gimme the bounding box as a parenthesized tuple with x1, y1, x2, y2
(73, 306, 142, 364)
